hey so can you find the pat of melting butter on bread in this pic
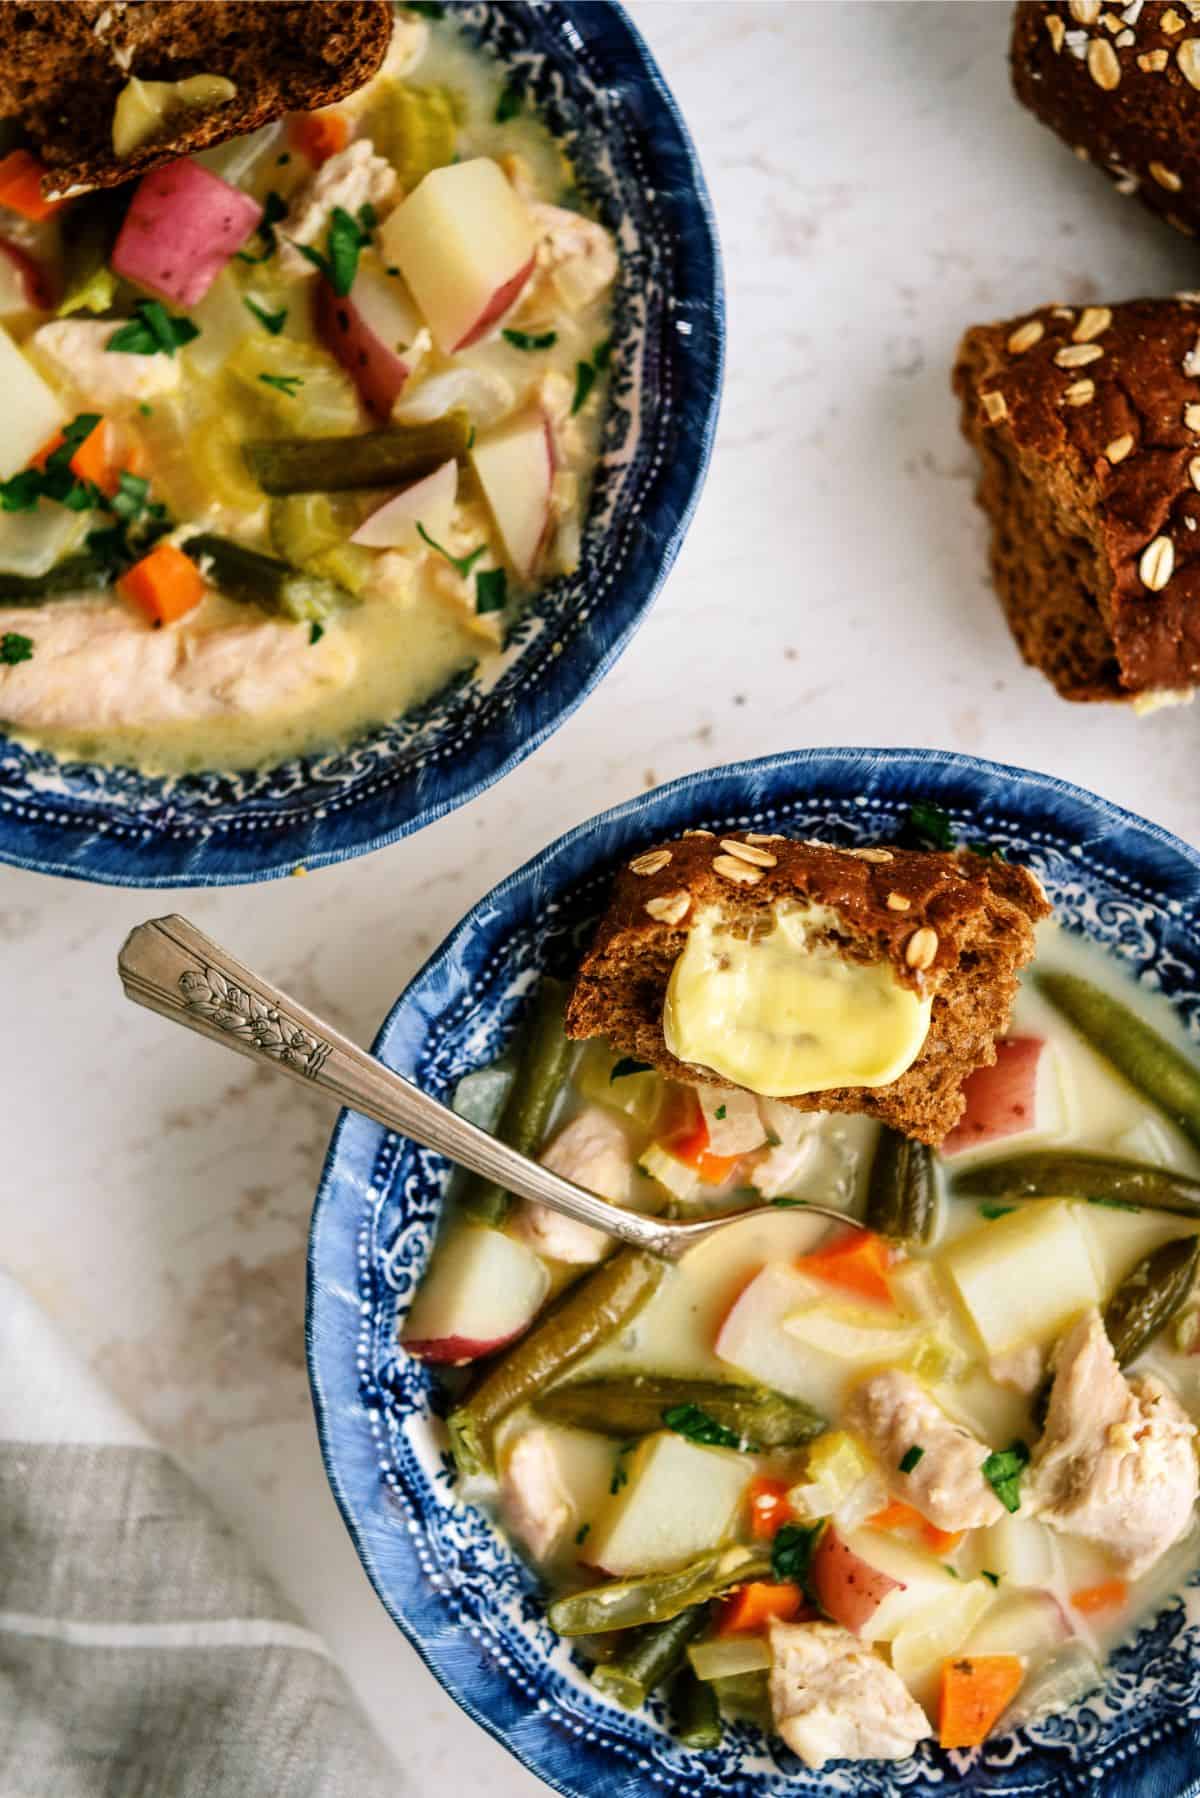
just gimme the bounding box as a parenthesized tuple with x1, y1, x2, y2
(663, 901, 933, 1098)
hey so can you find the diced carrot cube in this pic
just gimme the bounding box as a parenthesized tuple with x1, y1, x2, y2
(747, 1477, 793, 1540)
(119, 543, 206, 625)
(288, 110, 350, 167)
(0, 150, 65, 222)
(796, 1230, 894, 1306)
(938, 1655, 1025, 1749)
(1070, 1579, 1128, 1616)
(717, 1581, 808, 1635)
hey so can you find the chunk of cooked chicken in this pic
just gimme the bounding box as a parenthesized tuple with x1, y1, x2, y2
(1030, 1307, 1198, 1578)
(528, 202, 618, 312)
(277, 140, 397, 278)
(0, 598, 356, 731)
(31, 320, 181, 409)
(498, 1428, 574, 1563)
(511, 1104, 635, 1265)
(768, 1620, 932, 1769)
(847, 1370, 1004, 1533)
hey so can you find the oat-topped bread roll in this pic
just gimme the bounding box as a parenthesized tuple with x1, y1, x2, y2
(956, 297, 1200, 703)
(0, 0, 392, 199)
(565, 832, 1049, 1146)
(1012, 1, 1200, 238)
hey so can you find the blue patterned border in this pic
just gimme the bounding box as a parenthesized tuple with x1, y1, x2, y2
(0, 0, 724, 886)
(308, 747, 1200, 1798)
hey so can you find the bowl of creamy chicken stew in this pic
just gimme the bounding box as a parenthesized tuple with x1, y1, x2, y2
(309, 748, 1200, 1798)
(0, 1, 722, 883)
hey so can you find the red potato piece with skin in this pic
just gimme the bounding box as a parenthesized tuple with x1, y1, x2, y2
(456, 255, 535, 349)
(0, 238, 52, 313)
(112, 159, 262, 307)
(941, 1036, 1045, 1157)
(811, 1525, 904, 1637)
(400, 1223, 549, 1365)
(314, 268, 413, 421)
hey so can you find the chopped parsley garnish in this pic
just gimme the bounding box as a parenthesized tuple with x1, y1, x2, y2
(0, 414, 102, 514)
(358, 201, 378, 234)
(243, 296, 288, 336)
(572, 358, 597, 416)
(944, 1564, 960, 1579)
(293, 204, 371, 297)
(494, 85, 522, 123)
(138, 403, 154, 418)
(0, 631, 33, 665)
(1087, 1195, 1141, 1212)
(110, 470, 154, 521)
(968, 841, 1008, 862)
(769, 1197, 811, 1209)
(609, 1442, 636, 1495)
(574, 1521, 591, 1546)
(908, 801, 956, 852)
(979, 1203, 1016, 1220)
(406, 1, 445, 15)
(610, 1056, 653, 1081)
(981, 1440, 1030, 1514)
(981, 1569, 1001, 1587)
(276, 152, 291, 167)
(107, 300, 199, 358)
(258, 372, 304, 398)
(764, 1129, 781, 1147)
(771, 1521, 823, 1589)
(237, 189, 288, 264)
(593, 337, 612, 370)
(309, 621, 325, 646)
(417, 521, 486, 579)
(503, 327, 558, 352)
(899, 1445, 925, 1475)
(715, 1105, 727, 1120)
(662, 1404, 743, 1451)
(475, 566, 507, 614)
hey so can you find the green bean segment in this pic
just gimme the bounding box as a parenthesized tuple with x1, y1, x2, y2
(1035, 971, 1200, 1151)
(670, 1667, 724, 1749)
(1103, 1235, 1200, 1368)
(954, 1150, 1200, 1218)
(460, 978, 570, 1226)
(183, 533, 355, 623)
(243, 414, 471, 494)
(448, 1247, 666, 1475)
(590, 1605, 709, 1710)
(533, 1375, 826, 1449)
(864, 1126, 937, 1242)
(548, 1545, 770, 1637)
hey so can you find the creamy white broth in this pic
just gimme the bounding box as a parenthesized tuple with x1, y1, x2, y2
(0, 7, 614, 773)
(420, 916, 1200, 1745)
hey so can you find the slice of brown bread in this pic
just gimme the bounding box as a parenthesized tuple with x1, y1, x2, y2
(565, 832, 1050, 1147)
(955, 298, 1200, 703)
(0, 1, 393, 199)
(1011, 1, 1200, 242)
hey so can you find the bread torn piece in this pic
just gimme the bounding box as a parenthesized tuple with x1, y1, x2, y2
(0, 1, 392, 198)
(956, 298, 1200, 702)
(564, 833, 1048, 1146)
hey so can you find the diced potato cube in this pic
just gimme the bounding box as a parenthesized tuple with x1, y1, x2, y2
(0, 324, 65, 479)
(586, 1431, 753, 1578)
(890, 1580, 997, 1707)
(841, 1529, 967, 1643)
(940, 1201, 1100, 1355)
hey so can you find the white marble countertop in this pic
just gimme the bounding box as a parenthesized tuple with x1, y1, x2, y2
(6, 3, 1200, 1791)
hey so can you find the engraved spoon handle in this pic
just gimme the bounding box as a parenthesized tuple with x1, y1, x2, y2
(118, 917, 860, 1260)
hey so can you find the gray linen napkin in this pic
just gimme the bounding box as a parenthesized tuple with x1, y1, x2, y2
(0, 1270, 397, 1798)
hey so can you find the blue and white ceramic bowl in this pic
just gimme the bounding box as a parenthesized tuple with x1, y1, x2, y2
(308, 748, 1200, 1798)
(0, 1, 722, 887)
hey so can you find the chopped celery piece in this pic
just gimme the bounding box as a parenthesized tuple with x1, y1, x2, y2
(637, 1141, 701, 1204)
(371, 82, 462, 190)
(688, 1634, 771, 1683)
(227, 336, 362, 437)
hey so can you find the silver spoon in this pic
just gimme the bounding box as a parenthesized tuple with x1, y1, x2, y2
(118, 916, 863, 1261)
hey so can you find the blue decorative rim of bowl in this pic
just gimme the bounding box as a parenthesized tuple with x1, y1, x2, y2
(308, 748, 1200, 1798)
(0, 0, 724, 887)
